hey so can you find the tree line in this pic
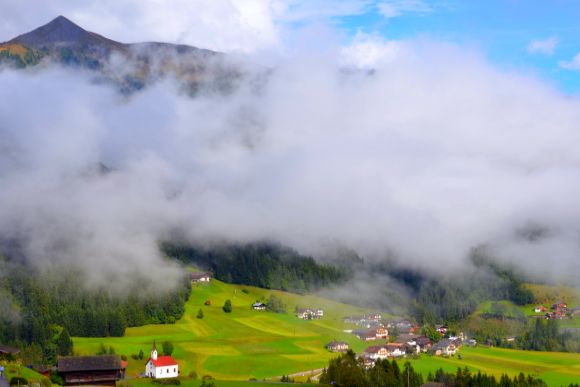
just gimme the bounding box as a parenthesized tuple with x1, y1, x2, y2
(319, 350, 557, 387)
(0, 259, 191, 365)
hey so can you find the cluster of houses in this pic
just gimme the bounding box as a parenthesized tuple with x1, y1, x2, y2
(357, 333, 464, 367)
(296, 308, 324, 320)
(329, 333, 463, 368)
(534, 302, 579, 320)
(344, 314, 420, 341)
(335, 312, 470, 367)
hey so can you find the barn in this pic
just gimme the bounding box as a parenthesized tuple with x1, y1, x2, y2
(57, 355, 124, 386)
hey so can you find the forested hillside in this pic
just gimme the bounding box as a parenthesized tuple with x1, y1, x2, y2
(0, 257, 190, 364)
(162, 242, 346, 293)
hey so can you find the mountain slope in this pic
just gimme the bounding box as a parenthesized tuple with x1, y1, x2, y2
(8, 15, 126, 52)
(0, 16, 237, 93)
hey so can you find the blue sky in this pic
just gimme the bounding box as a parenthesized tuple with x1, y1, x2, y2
(329, 1, 580, 93)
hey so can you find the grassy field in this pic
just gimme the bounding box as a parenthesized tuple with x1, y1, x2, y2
(121, 379, 316, 387)
(74, 280, 372, 380)
(0, 363, 49, 387)
(410, 346, 580, 386)
(73, 280, 580, 386)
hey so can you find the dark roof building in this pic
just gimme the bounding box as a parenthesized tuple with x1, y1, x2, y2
(57, 355, 124, 386)
(0, 345, 20, 355)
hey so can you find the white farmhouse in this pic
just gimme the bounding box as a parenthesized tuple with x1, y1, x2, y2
(145, 343, 178, 379)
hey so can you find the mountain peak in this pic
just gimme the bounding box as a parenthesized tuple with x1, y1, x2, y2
(7, 15, 124, 50)
(50, 15, 80, 27)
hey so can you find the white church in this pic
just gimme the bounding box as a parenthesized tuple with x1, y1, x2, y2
(145, 342, 179, 379)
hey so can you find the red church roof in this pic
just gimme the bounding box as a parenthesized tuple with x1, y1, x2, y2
(148, 356, 178, 367)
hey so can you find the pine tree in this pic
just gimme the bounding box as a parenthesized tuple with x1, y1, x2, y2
(223, 300, 232, 313)
(57, 327, 73, 356)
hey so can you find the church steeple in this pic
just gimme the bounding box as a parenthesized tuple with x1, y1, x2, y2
(151, 340, 158, 360)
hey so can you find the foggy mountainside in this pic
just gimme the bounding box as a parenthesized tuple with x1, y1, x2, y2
(0, 257, 191, 362)
(1, 7, 580, 387)
(0, 16, 242, 93)
(162, 241, 346, 293)
(1, 12, 580, 367)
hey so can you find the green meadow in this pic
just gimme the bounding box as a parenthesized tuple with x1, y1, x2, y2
(73, 280, 580, 386)
(74, 280, 372, 380)
(410, 346, 580, 386)
(0, 363, 49, 387)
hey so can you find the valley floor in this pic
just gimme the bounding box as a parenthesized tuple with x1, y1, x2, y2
(73, 280, 580, 386)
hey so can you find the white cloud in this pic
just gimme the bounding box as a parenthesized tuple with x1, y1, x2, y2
(2, 37, 580, 287)
(527, 37, 558, 55)
(377, 0, 432, 18)
(559, 53, 580, 70)
(341, 32, 401, 69)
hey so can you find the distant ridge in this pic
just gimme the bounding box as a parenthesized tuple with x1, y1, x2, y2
(8, 15, 126, 52)
(0, 16, 238, 94)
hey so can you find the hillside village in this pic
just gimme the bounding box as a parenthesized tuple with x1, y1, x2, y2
(0, 273, 578, 385)
(331, 313, 470, 367)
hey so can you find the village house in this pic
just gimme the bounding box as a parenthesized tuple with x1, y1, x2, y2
(364, 345, 389, 360)
(145, 343, 179, 379)
(415, 336, 434, 352)
(534, 306, 548, 313)
(385, 343, 406, 357)
(57, 355, 124, 386)
(545, 311, 565, 320)
(371, 326, 389, 339)
(325, 341, 350, 352)
(552, 302, 568, 310)
(359, 354, 375, 369)
(352, 329, 377, 341)
(190, 272, 212, 283)
(365, 313, 382, 321)
(433, 339, 458, 356)
(396, 334, 432, 353)
(296, 308, 324, 320)
(344, 315, 384, 328)
(544, 302, 570, 319)
(388, 320, 420, 334)
(436, 325, 448, 335)
(363, 343, 407, 360)
(0, 344, 19, 359)
(396, 333, 417, 343)
(252, 302, 266, 311)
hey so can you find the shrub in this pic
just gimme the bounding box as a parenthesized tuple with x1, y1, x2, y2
(151, 378, 180, 385)
(10, 376, 28, 386)
(50, 373, 64, 386)
(223, 300, 232, 313)
(162, 341, 174, 356)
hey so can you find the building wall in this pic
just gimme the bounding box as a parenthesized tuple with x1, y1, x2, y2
(155, 365, 178, 378)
